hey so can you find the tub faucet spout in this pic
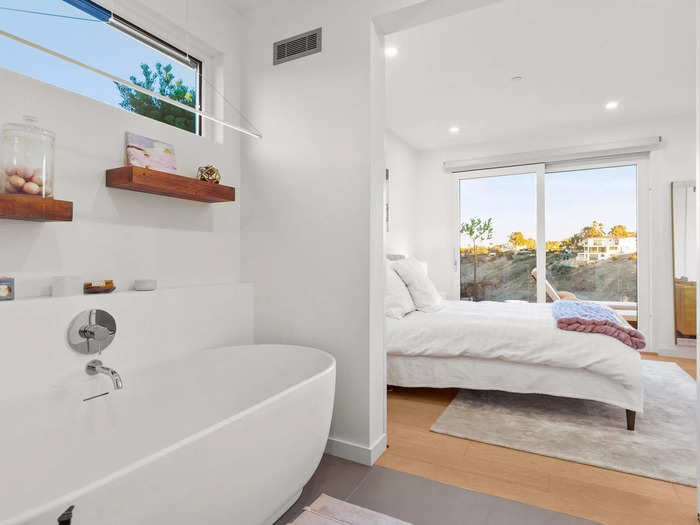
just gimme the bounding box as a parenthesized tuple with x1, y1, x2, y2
(86, 359, 123, 390)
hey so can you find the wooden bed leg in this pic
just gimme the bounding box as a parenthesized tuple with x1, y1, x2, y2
(626, 410, 636, 431)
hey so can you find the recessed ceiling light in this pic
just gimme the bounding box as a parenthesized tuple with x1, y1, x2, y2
(384, 46, 398, 58)
(449, 126, 460, 134)
(605, 100, 619, 110)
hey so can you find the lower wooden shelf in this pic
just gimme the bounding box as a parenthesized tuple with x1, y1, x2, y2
(106, 166, 236, 203)
(0, 194, 73, 222)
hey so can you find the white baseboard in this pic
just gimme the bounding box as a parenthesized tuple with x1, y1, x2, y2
(325, 433, 387, 466)
(369, 433, 388, 464)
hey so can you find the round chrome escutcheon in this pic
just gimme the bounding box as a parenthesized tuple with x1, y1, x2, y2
(67, 309, 117, 355)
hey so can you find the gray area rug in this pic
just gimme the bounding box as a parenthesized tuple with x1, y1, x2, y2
(431, 361, 696, 485)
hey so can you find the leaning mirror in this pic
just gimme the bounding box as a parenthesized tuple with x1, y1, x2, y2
(671, 181, 696, 345)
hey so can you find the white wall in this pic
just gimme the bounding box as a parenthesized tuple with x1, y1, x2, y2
(0, 2, 253, 398)
(239, 0, 503, 465)
(240, 0, 428, 465)
(0, 0, 244, 297)
(0, 284, 253, 402)
(241, 0, 379, 464)
(385, 129, 418, 255)
(411, 115, 696, 355)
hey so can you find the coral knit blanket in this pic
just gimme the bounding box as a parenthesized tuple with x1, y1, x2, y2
(552, 300, 645, 350)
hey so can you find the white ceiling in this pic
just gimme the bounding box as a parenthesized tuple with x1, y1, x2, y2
(225, 0, 264, 14)
(386, 0, 696, 151)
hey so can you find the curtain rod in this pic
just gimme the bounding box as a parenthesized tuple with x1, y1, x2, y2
(444, 136, 662, 173)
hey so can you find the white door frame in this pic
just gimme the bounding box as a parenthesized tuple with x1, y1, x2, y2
(452, 156, 651, 346)
(695, 0, 699, 504)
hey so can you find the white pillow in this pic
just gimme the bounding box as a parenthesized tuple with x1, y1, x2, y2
(392, 258, 443, 312)
(385, 265, 416, 319)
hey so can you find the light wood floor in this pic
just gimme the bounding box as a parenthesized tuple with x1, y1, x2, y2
(377, 354, 697, 525)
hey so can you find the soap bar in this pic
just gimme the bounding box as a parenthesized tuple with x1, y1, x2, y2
(134, 279, 157, 291)
(84, 280, 116, 294)
(0, 277, 14, 301)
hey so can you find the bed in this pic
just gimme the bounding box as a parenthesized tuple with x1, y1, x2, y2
(386, 299, 643, 430)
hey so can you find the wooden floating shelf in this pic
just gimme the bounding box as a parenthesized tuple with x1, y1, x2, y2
(106, 166, 235, 203)
(0, 194, 73, 222)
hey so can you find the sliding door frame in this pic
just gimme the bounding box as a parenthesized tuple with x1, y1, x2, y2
(545, 154, 652, 346)
(452, 155, 651, 346)
(452, 163, 546, 303)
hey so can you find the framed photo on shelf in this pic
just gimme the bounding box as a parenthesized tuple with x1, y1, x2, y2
(125, 132, 177, 174)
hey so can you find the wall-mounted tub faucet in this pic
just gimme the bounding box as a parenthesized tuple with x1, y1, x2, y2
(68, 309, 124, 390)
(86, 359, 123, 390)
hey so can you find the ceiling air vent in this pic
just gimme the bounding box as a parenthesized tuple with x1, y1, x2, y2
(274, 28, 322, 65)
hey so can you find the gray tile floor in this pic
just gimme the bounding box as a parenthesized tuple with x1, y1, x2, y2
(275, 455, 596, 525)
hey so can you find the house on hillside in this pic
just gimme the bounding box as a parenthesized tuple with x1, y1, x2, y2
(498, 241, 522, 252)
(576, 236, 637, 262)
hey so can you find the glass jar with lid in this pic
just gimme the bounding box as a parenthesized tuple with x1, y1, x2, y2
(1, 116, 55, 198)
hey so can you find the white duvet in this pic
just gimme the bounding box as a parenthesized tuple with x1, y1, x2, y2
(385, 300, 641, 389)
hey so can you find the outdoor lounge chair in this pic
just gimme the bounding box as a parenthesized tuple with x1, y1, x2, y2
(530, 268, 637, 324)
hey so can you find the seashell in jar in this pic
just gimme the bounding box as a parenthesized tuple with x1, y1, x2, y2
(22, 181, 41, 195)
(18, 166, 34, 180)
(4, 182, 18, 193)
(8, 175, 26, 189)
(6, 165, 33, 179)
(30, 174, 44, 186)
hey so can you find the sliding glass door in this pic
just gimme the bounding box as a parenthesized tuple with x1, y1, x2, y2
(457, 166, 542, 302)
(456, 160, 645, 328)
(545, 165, 638, 309)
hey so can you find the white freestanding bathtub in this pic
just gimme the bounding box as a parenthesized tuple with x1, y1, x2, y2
(0, 344, 335, 525)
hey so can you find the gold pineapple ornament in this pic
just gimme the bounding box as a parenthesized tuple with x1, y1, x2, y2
(197, 165, 221, 184)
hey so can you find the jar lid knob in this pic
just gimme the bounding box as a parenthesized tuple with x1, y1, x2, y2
(22, 115, 38, 125)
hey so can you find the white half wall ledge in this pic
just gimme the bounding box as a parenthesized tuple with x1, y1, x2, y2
(444, 136, 663, 173)
(325, 433, 388, 466)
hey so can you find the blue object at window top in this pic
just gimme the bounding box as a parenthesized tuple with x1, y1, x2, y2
(62, 0, 110, 21)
